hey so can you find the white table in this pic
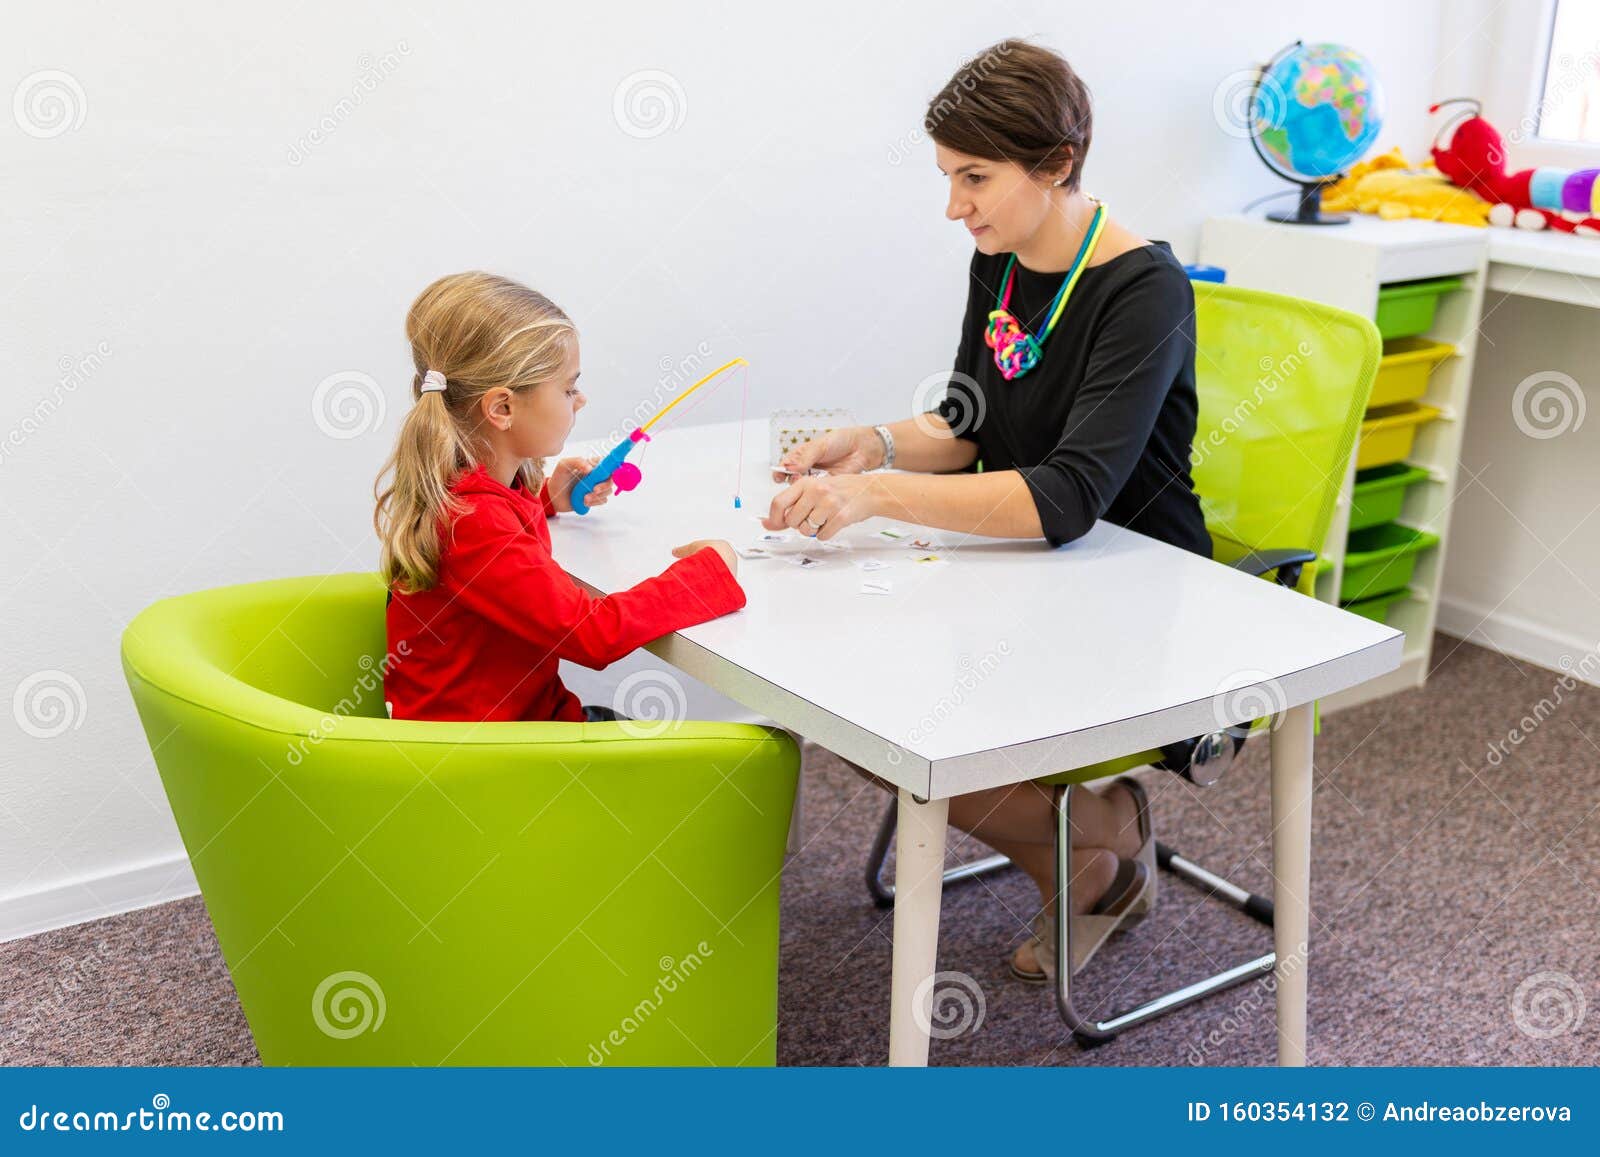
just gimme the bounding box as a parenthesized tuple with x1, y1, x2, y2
(551, 418, 1405, 1066)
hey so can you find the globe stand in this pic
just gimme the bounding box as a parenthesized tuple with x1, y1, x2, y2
(1266, 180, 1348, 226)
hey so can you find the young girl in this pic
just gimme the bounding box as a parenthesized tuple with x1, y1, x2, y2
(376, 271, 744, 724)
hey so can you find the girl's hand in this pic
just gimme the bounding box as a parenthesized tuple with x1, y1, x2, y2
(771, 426, 880, 481)
(763, 473, 880, 541)
(673, 539, 738, 577)
(547, 456, 615, 513)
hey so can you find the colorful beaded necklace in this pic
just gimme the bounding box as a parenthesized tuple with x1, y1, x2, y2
(983, 201, 1108, 381)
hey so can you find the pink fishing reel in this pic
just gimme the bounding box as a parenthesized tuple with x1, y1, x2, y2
(611, 462, 642, 492)
(611, 428, 648, 492)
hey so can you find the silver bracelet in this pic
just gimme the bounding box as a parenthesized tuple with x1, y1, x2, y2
(872, 424, 895, 471)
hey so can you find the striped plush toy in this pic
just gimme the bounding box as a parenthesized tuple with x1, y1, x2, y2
(1430, 98, 1600, 238)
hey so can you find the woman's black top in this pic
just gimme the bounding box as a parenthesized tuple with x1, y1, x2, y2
(930, 240, 1211, 558)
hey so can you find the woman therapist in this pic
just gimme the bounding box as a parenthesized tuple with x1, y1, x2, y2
(763, 40, 1211, 983)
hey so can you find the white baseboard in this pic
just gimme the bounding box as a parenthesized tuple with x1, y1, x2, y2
(0, 852, 199, 944)
(1436, 596, 1600, 687)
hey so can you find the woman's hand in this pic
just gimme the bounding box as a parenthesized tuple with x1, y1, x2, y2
(762, 473, 881, 541)
(771, 425, 881, 481)
(546, 456, 615, 513)
(673, 539, 738, 576)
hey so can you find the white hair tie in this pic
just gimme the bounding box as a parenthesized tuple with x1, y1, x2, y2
(420, 370, 447, 394)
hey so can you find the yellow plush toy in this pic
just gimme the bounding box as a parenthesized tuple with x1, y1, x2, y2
(1320, 147, 1491, 226)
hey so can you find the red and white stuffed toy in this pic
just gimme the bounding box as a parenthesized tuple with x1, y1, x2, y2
(1430, 97, 1600, 237)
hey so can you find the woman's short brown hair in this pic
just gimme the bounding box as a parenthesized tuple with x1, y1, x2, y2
(924, 39, 1093, 190)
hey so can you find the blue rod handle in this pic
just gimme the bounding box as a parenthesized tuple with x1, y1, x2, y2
(570, 435, 635, 515)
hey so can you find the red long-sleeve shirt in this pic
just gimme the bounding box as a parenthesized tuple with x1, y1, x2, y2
(384, 463, 745, 723)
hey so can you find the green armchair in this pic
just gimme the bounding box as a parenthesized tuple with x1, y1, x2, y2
(121, 571, 798, 1065)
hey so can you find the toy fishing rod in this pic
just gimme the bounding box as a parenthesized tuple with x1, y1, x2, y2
(568, 357, 749, 515)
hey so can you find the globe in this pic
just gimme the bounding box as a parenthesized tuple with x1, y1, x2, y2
(1248, 41, 1384, 225)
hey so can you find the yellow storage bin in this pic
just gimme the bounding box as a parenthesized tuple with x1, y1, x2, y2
(1357, 402, 1441, 470)
(1370, 338, 1454, 408)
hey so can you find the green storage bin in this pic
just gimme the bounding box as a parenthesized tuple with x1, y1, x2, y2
(1350, 463, 1431, 532)
(1374, 276, 1461, 340)
(1340, 523, 1440, 602)
(1342, 590, 1410, 624)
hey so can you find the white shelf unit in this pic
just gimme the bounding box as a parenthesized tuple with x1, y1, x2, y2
(1199, 213, 1488, 713)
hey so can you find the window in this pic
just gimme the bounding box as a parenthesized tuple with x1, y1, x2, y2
(1474, 0, 1600, 168)
(1533, 0, 1600, 145)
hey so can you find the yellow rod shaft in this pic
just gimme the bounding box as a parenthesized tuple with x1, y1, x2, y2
(639, 357, 748, 433)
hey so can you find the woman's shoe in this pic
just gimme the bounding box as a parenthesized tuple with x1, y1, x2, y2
(1109, 775, 1157, 924)
(1008, 857, 1151, 983)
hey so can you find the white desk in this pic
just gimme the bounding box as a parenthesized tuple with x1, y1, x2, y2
(551, 418, 1404, 1066)
(1486, 228, 1600, 308)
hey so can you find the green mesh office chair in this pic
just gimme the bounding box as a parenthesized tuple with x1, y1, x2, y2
(122, 572, 799, 1065)
(865, 282, 1382, 1045)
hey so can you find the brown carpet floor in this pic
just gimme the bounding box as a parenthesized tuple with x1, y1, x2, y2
(4, 633, 1597, 1066)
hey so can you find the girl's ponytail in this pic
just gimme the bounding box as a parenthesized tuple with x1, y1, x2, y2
(375, 377, 475, 594)
(374, 272, 575, 594)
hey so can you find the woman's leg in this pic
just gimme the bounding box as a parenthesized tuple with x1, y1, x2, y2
(848, 764, 1143, 910)
(945, 783, 1123, 911)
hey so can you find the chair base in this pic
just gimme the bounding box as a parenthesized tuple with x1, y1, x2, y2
(862, 789, 1277, 1047)
(1052, 784, 1276, 1045)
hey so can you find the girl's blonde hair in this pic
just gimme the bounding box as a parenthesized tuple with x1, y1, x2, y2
(375, 271, 576, 594)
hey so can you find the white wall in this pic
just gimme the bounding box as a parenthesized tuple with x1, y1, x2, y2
(1, 0, 1451, 940)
